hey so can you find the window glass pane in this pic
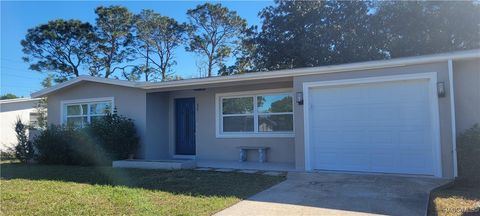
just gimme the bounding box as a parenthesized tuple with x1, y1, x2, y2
(90, 102, 111, 115)
(67, 105, 81, 115)
(258, 114, 293, 132)
(66, 117, 88, 127)
(223, 116, 254, 132)
(222, 97, 253, 114)
(257, 94, 293, 113)
(82, 104, 88, 115)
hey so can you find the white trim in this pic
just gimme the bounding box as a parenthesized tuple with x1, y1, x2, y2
(0, 98, 40, 104)
(32, 76, 136, 98)
(215, 88, 295, 138)
(60, 97, 115, 125)
(448, 60, 458, 177)
(32, 49, 480, 98)
(303, 72, 443, 177)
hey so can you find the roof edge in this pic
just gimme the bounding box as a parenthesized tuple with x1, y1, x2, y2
(0, 97, 41, 104)
(31, 49, 480, 97)
(31, 75, 137, 98)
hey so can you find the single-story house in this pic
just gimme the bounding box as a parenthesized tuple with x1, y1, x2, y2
(0, 98, 42, 151)
(32, 49, 480, 178)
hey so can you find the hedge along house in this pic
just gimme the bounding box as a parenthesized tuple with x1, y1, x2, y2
(32, 49, 480, 178)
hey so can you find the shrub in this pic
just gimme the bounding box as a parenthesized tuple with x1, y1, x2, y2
(457, 124, 480, 184)
(33, 112, 139, 166)
(0, 150, 16, 161)
(87, 111, 139, 160)
(34, 125, 75, 164)
(33, 125, 108, 165)
(13, 118, 34, 163)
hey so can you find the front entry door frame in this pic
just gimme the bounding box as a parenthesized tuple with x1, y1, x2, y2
(174, 97, 196, 158)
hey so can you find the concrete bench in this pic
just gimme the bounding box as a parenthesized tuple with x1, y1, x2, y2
(237, 146, 270, 163)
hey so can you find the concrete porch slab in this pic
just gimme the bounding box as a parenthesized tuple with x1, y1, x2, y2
(215, 168, 235, 172)
(196, 160, 295, 172)
(262, 171, 286, 176)
(216, 172, 451, 216)
(194, 167, 213, 171)
(112, 160, 196, 170)
(238, 170, 259, 174)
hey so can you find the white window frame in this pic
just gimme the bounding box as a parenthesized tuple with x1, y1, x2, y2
(60, 97, 115, 126)
(215, 88, 295, 138)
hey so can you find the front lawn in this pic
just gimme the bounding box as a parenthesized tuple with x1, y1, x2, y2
(0, 163, 284, 215)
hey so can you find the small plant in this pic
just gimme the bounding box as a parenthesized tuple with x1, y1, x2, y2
(0, 150, 16, 161)
(34, 97, 48, 130)
(13, 118, 34, 163)
(457, 124, 480, 184)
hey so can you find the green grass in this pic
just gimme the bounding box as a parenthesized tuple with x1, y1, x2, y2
(0, 163, 285, 216)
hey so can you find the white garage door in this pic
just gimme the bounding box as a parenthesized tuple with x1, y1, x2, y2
(307, 77, 439, 176)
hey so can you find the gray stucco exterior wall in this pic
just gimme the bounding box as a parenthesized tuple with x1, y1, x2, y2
(165, 81, 295, 163)
(453, 59, 480, 134)
(293, 62, 455, 178)
(46, 82, 148, 157)
(145, 92, 170, 159)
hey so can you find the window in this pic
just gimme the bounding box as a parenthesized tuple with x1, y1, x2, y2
(218, 91, 294, 137)
(62, 98, 113, 127)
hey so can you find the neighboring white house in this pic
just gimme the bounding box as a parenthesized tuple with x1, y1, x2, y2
(0, 98, 41, 152)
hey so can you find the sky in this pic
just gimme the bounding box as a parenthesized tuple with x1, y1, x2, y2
(0, 1, 274, 98)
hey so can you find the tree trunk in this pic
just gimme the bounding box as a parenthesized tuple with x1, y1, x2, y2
(105, 66, 111, 78)
(207, 57, 213, 77)
(145, 45, 149, 82)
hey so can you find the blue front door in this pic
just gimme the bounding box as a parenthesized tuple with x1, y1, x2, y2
(175, 98, 196, 155)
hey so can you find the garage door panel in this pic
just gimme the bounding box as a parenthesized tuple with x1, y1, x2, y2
(312, 107, 428, 126)
(308, 78, 437, 176)
(316, 153, 372, 172)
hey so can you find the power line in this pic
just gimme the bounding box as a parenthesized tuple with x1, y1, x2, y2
(1, 74, 44, 80)
(0, 65, 31, 71)
(0, 58, 27, 64)
(0, 83, 40, 88)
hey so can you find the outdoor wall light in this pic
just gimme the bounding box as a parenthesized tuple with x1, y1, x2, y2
(437, 82, 446, 98)
(296, 92, 304, 105)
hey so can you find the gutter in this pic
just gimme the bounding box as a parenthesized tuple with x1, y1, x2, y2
(447, 59, 458, 177)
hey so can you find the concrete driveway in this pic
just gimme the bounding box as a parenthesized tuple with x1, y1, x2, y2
(216, 172, 450, 216)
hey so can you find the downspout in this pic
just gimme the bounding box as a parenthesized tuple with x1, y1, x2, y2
(448, 59, 458, 177)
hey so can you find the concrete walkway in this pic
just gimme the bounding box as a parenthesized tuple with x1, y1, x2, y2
(216, 172, 450, 216)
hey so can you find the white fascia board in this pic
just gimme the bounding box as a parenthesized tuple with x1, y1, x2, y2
(0, 97, 41, 104)
(31, 75, 137, 98)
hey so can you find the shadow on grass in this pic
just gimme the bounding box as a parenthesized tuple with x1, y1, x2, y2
(0, 162, 285, 199)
